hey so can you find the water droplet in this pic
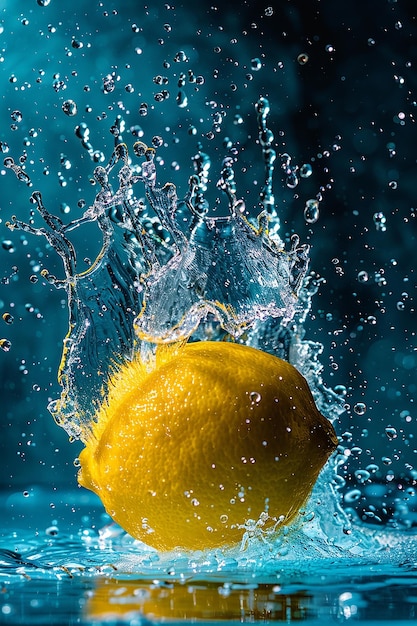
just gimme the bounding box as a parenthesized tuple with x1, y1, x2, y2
(385, 426, 398, 440)
(299, 163, 313, 178)
(357, 270, 369, 283)
(251, 57, 262, 71)
(354, 469, 371, 484)
(249, 391, 262, 404)
(2, 312, 14, 325)
(344, 489, 362, 504)
(10, 110, 22, 123)
(2, 240, 15, 253)
(174, 50, 187, 63)
(353, 402, 366, 415)
(45, 525, 59, 537)
(102, 75, 115, 93)
(151, 135, 163, 148)
(37, 0, 51, 5)
(0, 339, 12, 352)
(304, 199, 319, 224)
(139, 102, 148, 116)
(334, 385, 347, 397)
(297, 53, 309, 65)
(373, 211, 387, 231)
(176, 89, 188, 108)
(62, 100, 77, 117)
(264, 6, 274, 16)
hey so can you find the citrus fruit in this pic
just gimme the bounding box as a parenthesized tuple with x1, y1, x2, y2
(78, 341, 338, 551)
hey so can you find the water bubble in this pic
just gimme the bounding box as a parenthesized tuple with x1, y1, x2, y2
(37, 0, 51, 5)
(45, 525, 59, 537)
(264, 6, 274, 16)
(0, 141, 10, 154)
(304, 199, 320, 224)
(353, 402, 367, 415)
(22, 490, 30, 497)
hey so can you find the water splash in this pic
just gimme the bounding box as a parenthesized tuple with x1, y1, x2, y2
(7, 97, 320, 443)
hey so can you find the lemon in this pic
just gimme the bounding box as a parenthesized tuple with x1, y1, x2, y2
(78, 341, 337, 551)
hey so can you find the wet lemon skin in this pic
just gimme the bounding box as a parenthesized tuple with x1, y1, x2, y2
(78, 341, 338, 551)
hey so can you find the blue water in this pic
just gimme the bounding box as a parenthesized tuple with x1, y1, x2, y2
(1, 0, 417, 623)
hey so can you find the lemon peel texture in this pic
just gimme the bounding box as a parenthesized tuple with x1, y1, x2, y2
(78, 341, 338, 551)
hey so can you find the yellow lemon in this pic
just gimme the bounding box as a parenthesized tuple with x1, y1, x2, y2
(78, 341, 337, 551)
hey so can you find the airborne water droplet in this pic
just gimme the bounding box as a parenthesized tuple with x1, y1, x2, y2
(62, 100, 77, 116)
(0, 339, 12, 352)
(304, 199, 319, 224)
(385, 426, 398, 440)
(299, 163, 313, 178)
(353, 402, 366, 415)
